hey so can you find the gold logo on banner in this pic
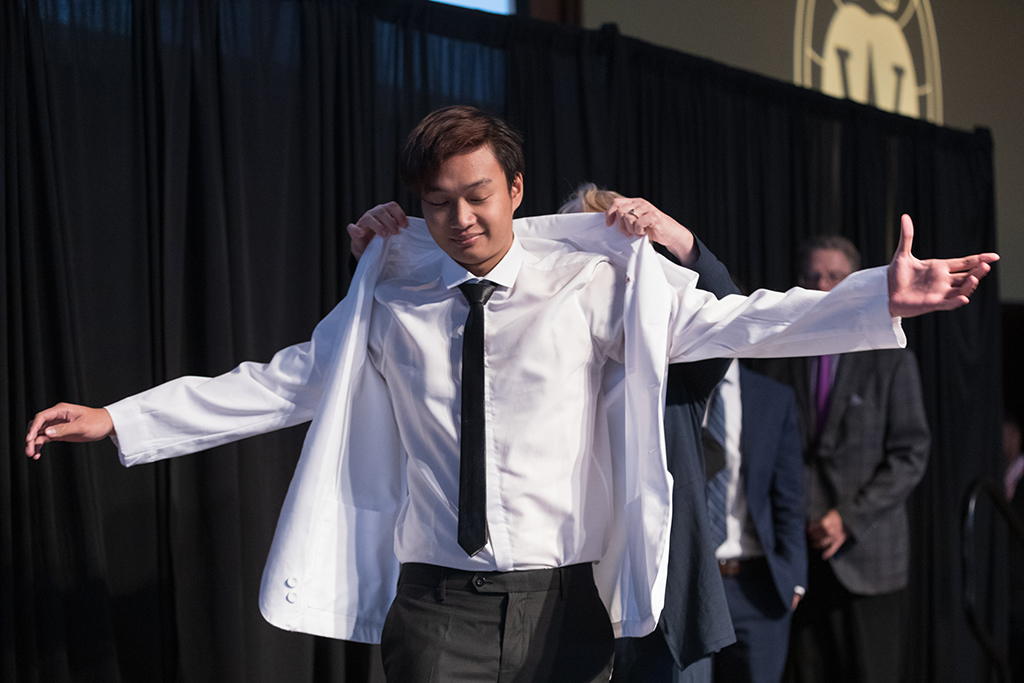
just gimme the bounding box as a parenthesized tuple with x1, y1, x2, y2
(794, 0, 942, 124)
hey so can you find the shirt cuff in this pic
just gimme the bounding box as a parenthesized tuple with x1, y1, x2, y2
(104, 398, 141, 467)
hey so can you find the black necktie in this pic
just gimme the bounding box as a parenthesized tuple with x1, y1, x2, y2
(458, 281, 497, 556)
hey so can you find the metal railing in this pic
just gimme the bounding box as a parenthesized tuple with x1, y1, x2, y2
(962, 478, 1024, 683)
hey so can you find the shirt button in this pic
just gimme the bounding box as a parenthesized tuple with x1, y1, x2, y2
(285, 577, 298, 588)
(286, 592, 298, 604)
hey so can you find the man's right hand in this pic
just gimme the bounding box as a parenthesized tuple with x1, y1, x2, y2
(807, 509, 848, 559)
(25, 403, 114, 460)
(347, 202, 409, 259)
(886, 214, 998, 317)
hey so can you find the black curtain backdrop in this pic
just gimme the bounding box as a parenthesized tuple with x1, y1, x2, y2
(2, 1, 1004, 681)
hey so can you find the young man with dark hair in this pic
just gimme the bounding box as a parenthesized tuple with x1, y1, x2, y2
(27, 106, 996, 682)
(399, 105, 525, 194)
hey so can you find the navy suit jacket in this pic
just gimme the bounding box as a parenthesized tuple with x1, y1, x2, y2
(657, 240, 740, 669)
(736, 365, 807, 611)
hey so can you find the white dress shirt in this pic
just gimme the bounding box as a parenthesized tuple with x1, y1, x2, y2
(105, 212, 903, 644)
(369, 236, 624, 571)
(712, 360, 765, 561)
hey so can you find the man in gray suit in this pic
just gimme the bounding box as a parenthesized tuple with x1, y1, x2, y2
(766, 236, 931, 683)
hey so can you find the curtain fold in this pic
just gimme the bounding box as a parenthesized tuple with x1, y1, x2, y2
(3, 1, 1001, 681)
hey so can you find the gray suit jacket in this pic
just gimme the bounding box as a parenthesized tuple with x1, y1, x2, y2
(762, 349, 930, 595)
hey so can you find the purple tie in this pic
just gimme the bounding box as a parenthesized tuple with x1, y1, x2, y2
(815, 355, 832, 434)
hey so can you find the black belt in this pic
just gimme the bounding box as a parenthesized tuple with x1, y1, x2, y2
(399, 562, 593, 601)
(718, 556, 768, 578)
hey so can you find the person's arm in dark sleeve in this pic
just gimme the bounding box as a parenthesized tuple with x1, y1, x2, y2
(602, 196, 738, 397)
(656, 235, 740, 399)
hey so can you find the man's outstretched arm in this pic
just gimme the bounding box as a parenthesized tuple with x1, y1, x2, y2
(887, 214, 998, 317)
(650, 213, 998, 362)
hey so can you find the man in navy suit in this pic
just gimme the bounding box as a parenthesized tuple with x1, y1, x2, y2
(559, 185, 738, 683)
(705, 359, 806, 683)
(590, 197, 802, 683)
(611, 284, 741, 683)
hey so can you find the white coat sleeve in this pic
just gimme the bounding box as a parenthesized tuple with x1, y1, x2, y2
(105, 298, 352, 467)
(663, 266, 904, 362)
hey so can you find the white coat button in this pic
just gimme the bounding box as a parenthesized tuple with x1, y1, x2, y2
(285, 577, 298, 588)
(286, 592, 298, 603)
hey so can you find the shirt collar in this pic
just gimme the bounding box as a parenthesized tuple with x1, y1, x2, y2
(441, 233, 523, 291)
(722, 358, 740, 385)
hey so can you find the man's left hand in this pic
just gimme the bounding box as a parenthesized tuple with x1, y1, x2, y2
(887, 214, 998, 317)
(808, 508, 848, 560)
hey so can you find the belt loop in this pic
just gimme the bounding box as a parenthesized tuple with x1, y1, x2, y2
(435, 569, 447, 603)
(559, 566, 569, 601)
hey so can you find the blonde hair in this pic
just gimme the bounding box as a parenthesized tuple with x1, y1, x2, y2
(558, 183, 623, 214)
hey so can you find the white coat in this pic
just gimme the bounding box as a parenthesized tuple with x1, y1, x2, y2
(105, 212, 903, 643)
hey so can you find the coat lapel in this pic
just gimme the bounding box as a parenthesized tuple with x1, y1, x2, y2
(790, 358, 816, 452)
(816, 353, 856, 456)
(738, 367, 755, 486)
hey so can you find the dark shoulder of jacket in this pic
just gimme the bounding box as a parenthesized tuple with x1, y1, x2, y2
(741, 364, 798, 400)
(742, 357, 800, 386)
(843, 347, 918, 370)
